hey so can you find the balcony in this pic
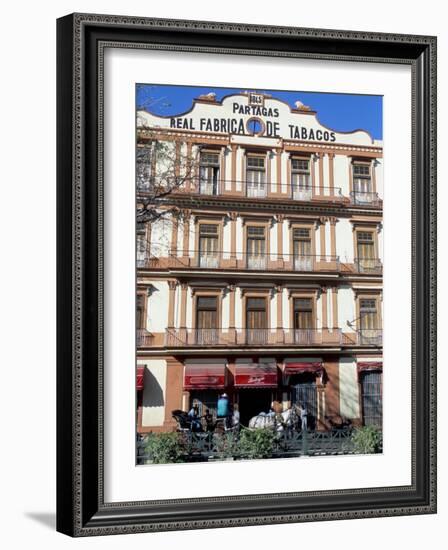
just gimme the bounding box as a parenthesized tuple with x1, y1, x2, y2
(341, 329, 383, 347)
(139, 252, 340, 273)
(353, 257, 383, 274)
(246, 185, 267, 198)
(350, 191, 382, 207)
(198, 254, 220, 269)
(357, 329, 383, 346)
(198, 181, 218, 196)
(136, 178, 383, 209)
(164, 328, 343, 348)
(137, 178, 351, 204)
(137, 328, 153, 346)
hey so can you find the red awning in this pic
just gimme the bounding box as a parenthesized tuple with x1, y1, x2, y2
(234, 363, 278, 388)
(283, 362, 323, 375)
(184, 364, 226, 390)
(136, 366, 145, 391)
(358, 361, 383, 372)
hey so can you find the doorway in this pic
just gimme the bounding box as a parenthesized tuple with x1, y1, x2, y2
(238, 389, 273, 426)
(290, 374, 318, 430)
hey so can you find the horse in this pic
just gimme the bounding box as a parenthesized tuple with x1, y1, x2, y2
(248, 402, 300, 432)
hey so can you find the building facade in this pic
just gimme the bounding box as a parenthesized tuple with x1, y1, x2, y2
(135, 91, 383, 433)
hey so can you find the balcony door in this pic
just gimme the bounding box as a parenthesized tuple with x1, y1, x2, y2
(356, 231, 376, 272)
(291, 158, 311, 200)
(361, 370, 382, 427)
(352, 162, 373, 204)
(199, 152, 220, 195)
(246, 297, 267, 345)
(293, 227, 312, 271)
(246, 156, 266, 198)
(196, 296, 218, 344)
(359, 298, 381, 345)
(198, 224, 219, 268)
(247, 226, 266, 270)
(293, 298, 314, 344)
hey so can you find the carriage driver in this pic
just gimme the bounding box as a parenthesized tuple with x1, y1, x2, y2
(187, 401, 202, 432)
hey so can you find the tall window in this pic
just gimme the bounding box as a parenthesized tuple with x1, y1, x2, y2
(136, 143, 154, 191)
(291, 158, 311, 200)
(199, 152, 220, 195)
(196, 296, 218, 344)
(293, 228, 312, 271)
(356, 231, 376, 272)
(136, 294, 145, 329)
(198, 224, 219, 268)
(136, 224, 147, 267)
(246, 226, 266, 270)
(246, 297, 267, 344)
(359, 298, 381, 345)
(361, 371, 382, 427)
(352, 162, 372, 204)
(293, 298, 314, 344)
(246, 156, 266, 198)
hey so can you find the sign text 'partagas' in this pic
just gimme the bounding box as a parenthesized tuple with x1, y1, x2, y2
(168, 93, 337, 142)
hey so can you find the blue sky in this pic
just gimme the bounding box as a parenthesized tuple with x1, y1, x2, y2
(136, 84, 383, 140)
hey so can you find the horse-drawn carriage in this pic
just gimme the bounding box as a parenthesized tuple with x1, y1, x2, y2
(172, 401, 312, 435)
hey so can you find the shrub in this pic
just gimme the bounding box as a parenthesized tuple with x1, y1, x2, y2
(144, 432, 185, 464)
(237, 428, 276, 460)
(213, 432, 237, 460)
(351, 426, 382, 454)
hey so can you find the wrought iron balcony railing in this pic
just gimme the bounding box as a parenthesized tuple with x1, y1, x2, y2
(350, 191, 382, 207)
(354, 257, 383, 274)
(136, 177, 349, 203)
(137, 328, 153, 347)
(139, 252, 340, 273)
(163, 328, 343, 348)
(357, 329, 383, 347)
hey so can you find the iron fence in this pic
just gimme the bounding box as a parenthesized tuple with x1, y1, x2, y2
(136, 428, 382, 464)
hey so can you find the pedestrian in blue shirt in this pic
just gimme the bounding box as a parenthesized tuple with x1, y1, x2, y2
(217, 393, 230, 430)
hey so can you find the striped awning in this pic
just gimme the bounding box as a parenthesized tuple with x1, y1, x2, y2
(357, 361, 383, 372)
(136, 366, 145, 391)
(283, 362, 323, 375)
(184, 364, 226, 390)
(234, 363, 278, 388)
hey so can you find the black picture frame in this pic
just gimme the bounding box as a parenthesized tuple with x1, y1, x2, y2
(56, 13, 437, 536)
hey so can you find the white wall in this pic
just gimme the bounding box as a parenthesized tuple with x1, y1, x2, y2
(336, 218, 355, 263)
(339, 358, 361, 419)
(323, 153, 330, 193)
(236, 217, 244, 259)
(375, 158, 384, 199)
(235, 146, 244, 189)
(325, 220, 331, 257)
(140, 359, 167, 426)
(333, 154, 350, 196)
(223, 219, 231, 258)
(338, 286, 356, 331)
(147, 281, 169, 331)
(377, 226, 383, 263)
(222, 292, 230, 329)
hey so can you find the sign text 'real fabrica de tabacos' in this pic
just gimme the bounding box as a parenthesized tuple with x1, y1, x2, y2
(170, 101, 337, 142)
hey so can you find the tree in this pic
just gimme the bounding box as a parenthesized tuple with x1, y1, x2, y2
(136, 127, 201, 226)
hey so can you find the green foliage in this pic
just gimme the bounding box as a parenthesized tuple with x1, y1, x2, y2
(213, 432, 237, 460)
(237, 428, 276, 460)
(144, 432, 185, 464)
(351, 426, 382, 454)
